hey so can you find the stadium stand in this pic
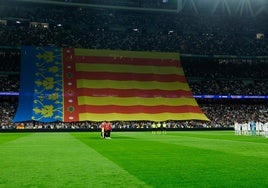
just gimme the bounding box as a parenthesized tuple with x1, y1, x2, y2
(0, 0, 267, 130)
(0, 3, 267, 55)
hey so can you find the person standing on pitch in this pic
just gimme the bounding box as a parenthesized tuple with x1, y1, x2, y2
(104, 121, 112, 139)
(157, 122, 162, 134)
(263, 121, 268, 137)
(250, 120, 256, 136)
(100, 121, 106, 138)
(151, 122, 157, 134)
(162, 121, 167, 134)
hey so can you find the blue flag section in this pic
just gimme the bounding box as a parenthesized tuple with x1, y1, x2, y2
(13, 46, 64, 122)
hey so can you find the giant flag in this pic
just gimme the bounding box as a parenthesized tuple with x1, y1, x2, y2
(13, 46, 209, 122)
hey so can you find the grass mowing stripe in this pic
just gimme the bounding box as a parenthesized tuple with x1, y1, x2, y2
(143, 132, 268, 158)
(0, 133, 150, 188)
(120, 131, 268, 158)
(74, 131, 268, 188)
(0, 133, 31, 145)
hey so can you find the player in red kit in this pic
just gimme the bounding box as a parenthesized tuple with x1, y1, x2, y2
(104, 121, 112, 139)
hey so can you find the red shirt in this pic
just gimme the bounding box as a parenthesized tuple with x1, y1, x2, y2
(104, 122, 112, 131)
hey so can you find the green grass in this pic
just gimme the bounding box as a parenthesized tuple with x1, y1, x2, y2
(0, 131, 268, 188)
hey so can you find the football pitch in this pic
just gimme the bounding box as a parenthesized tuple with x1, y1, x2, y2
(0, 131, 267, 188)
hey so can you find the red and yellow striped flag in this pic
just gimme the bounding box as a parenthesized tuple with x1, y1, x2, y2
(63, 48, 209, 122)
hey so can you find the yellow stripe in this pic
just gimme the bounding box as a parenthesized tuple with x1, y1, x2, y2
(78, 96, 198, 106)
(76, 63, 184, 75)
(75, 48, 180, 60)
(77, 79, 190, 91)
(79, 113, 210, 122)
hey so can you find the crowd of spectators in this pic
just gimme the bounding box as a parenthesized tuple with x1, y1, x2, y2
(0, 98, 17, 129)
(189, 79, 268, 95)
(0, 76, 19, 92)
(0, 3, 267, 55)
(0, 49, 20, 92)
(0, 2, 267, 130)
(199, 99, 268, 128)
(182, 57, 268, 95)
(0, 49, 20, 72)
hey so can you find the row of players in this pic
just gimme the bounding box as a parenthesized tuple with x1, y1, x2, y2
(151, 122, 167, 134)
(234, 121, 268, 137)
(100, 121, 168, 138)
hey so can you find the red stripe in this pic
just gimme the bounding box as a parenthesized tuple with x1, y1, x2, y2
(63, 48, 79, 122)
(75, 56, 181, 67)
(76, 88, 193, 98)
(77, 105, 202, 114)
(76, 72, 187, 83)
